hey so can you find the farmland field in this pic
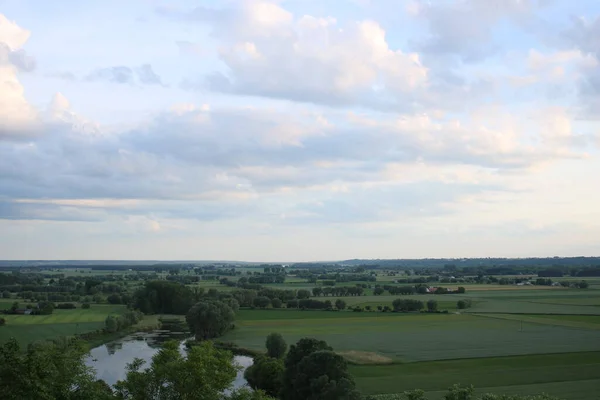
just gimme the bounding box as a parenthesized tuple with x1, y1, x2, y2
(0, 304, 126, 347)
(220, 281, 600, 399)
(221, 310, 600, 362)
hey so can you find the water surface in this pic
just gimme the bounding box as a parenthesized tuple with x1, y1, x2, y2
(86, 331, 252, 389)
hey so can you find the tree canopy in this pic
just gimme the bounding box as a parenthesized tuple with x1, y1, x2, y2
(266, 333, 287, 359)
(186, 300, 236, 340)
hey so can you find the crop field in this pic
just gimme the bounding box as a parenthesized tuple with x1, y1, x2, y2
(353, 352, 600, 399)
(0, 304, 126, 347)
(221, 310, 600, 362)
(220, 281, 600, 399)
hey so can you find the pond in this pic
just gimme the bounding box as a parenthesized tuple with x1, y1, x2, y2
(86, 330, 252, 390)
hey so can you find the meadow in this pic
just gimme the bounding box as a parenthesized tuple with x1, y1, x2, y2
(0, 302, 127, 347)
(219, 279, 600, 399)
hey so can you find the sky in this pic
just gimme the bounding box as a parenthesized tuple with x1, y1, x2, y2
(0, 0, 599, 261)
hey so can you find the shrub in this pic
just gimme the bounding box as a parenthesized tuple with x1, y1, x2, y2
(81, 303, 91, 309)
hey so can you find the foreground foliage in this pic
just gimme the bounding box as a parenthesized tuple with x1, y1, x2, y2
(0, 338, 113, 400)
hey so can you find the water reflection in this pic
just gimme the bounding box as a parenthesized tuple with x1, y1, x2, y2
(86, 331, 252, 390)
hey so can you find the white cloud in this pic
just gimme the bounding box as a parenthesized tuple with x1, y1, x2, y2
(180, 2, 427, 107)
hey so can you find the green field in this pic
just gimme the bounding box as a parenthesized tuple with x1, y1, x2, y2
(0, 304, 126, 347)
(220, 282, 600, 400)
(221, 310, 600, 362)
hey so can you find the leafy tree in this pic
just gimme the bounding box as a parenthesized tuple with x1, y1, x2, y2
(289, 350, 361, 400)
(297, 289, 311, 299)
(244, 355, 284, 397)
(335, 299, 346, 310)
(312, 287, 323, 297)
(392, 299, 424, 312)
(444, 384, 474, 400)
(114, 340, 237, 400)
(427, 299, 438, 312)
(266, 333, 287, 359)
(373, 287, 385, 295)
(105, 316, 119, 333)
(81, 303, 91, 309)
(282, 338, 333, 400)
(0, 337, 113, 400)
(134, 280, 194, 315)
(253, 296, 272, 309)
(228, 388, 276, 400)
(186, 300, 235, 340)
(457, 287, 466, 294)
(1, 290, 10, 299)
(271, 298, 283, 308)
(0, 317, 5, 326)
(457, 299, 472, 310)
(576, 280, 589, 289)
(365, 305, 372, 311)
(107, 294, 122, 304)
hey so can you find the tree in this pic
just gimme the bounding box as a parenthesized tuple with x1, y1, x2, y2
(282, 338, 333, 400)
(297, 289, 311, 299)
(244, 355, 284, 397)
(1, 291, 9, 299)
(0, 338, 113, 400)
(392, 299, 424, 312)
(105, 316, 118, 333)
(134, 280, 194, 315)
(107, 294, 122, 304)
(577, 280, 589, 289)
(114, 340, 237, 400)
(253, 296, 272, 309)
(186, 300, 235, 340)
(373, 287, 385, 295)
(288, 350, 361, 400)
(0, 318, 5, 326)
(457, 286, 466, 294)
(266, 333, 287, 359)
(312, 287, 323, 297)
(271, 298, 283, 308)
(444, 384, 474, 400)
(81, 303, 91, 309)
(427, 299, 438, 312)
(335, 299, 346, 310)
(457, 300, 471, 309)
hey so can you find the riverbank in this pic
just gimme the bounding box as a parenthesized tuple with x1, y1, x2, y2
(78, 314, 167, 349)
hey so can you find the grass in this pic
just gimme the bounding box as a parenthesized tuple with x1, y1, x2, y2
(221, 310, 600, 362)
(351, 352, 600, 398)
(0, 304, 127, 347)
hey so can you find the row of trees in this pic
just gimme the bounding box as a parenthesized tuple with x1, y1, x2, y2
(104, 310, 143, 334)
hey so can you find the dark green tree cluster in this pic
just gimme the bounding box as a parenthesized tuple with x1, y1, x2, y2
(186, 299, 236, 340)
(133, 280, 194, 314)
(392, 299, 424, 312)
(246, 335, 360, 400)
(104, 310, 143, 334)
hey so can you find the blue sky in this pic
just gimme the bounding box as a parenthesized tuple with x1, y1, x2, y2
(0, 0, 599, 261)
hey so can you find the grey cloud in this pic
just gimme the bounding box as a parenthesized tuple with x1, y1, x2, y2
(135, 64, 164, 85)
(560, 16, 600, 117)
(412, 0, 545, 61)
(0, 103, 587, 222)
(46, 71, 77, 81)
(85, 64, 164, 86)
(86, 66, 134, 84)
(0, 200, 104, 222)
(0, 42, 36, 72)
